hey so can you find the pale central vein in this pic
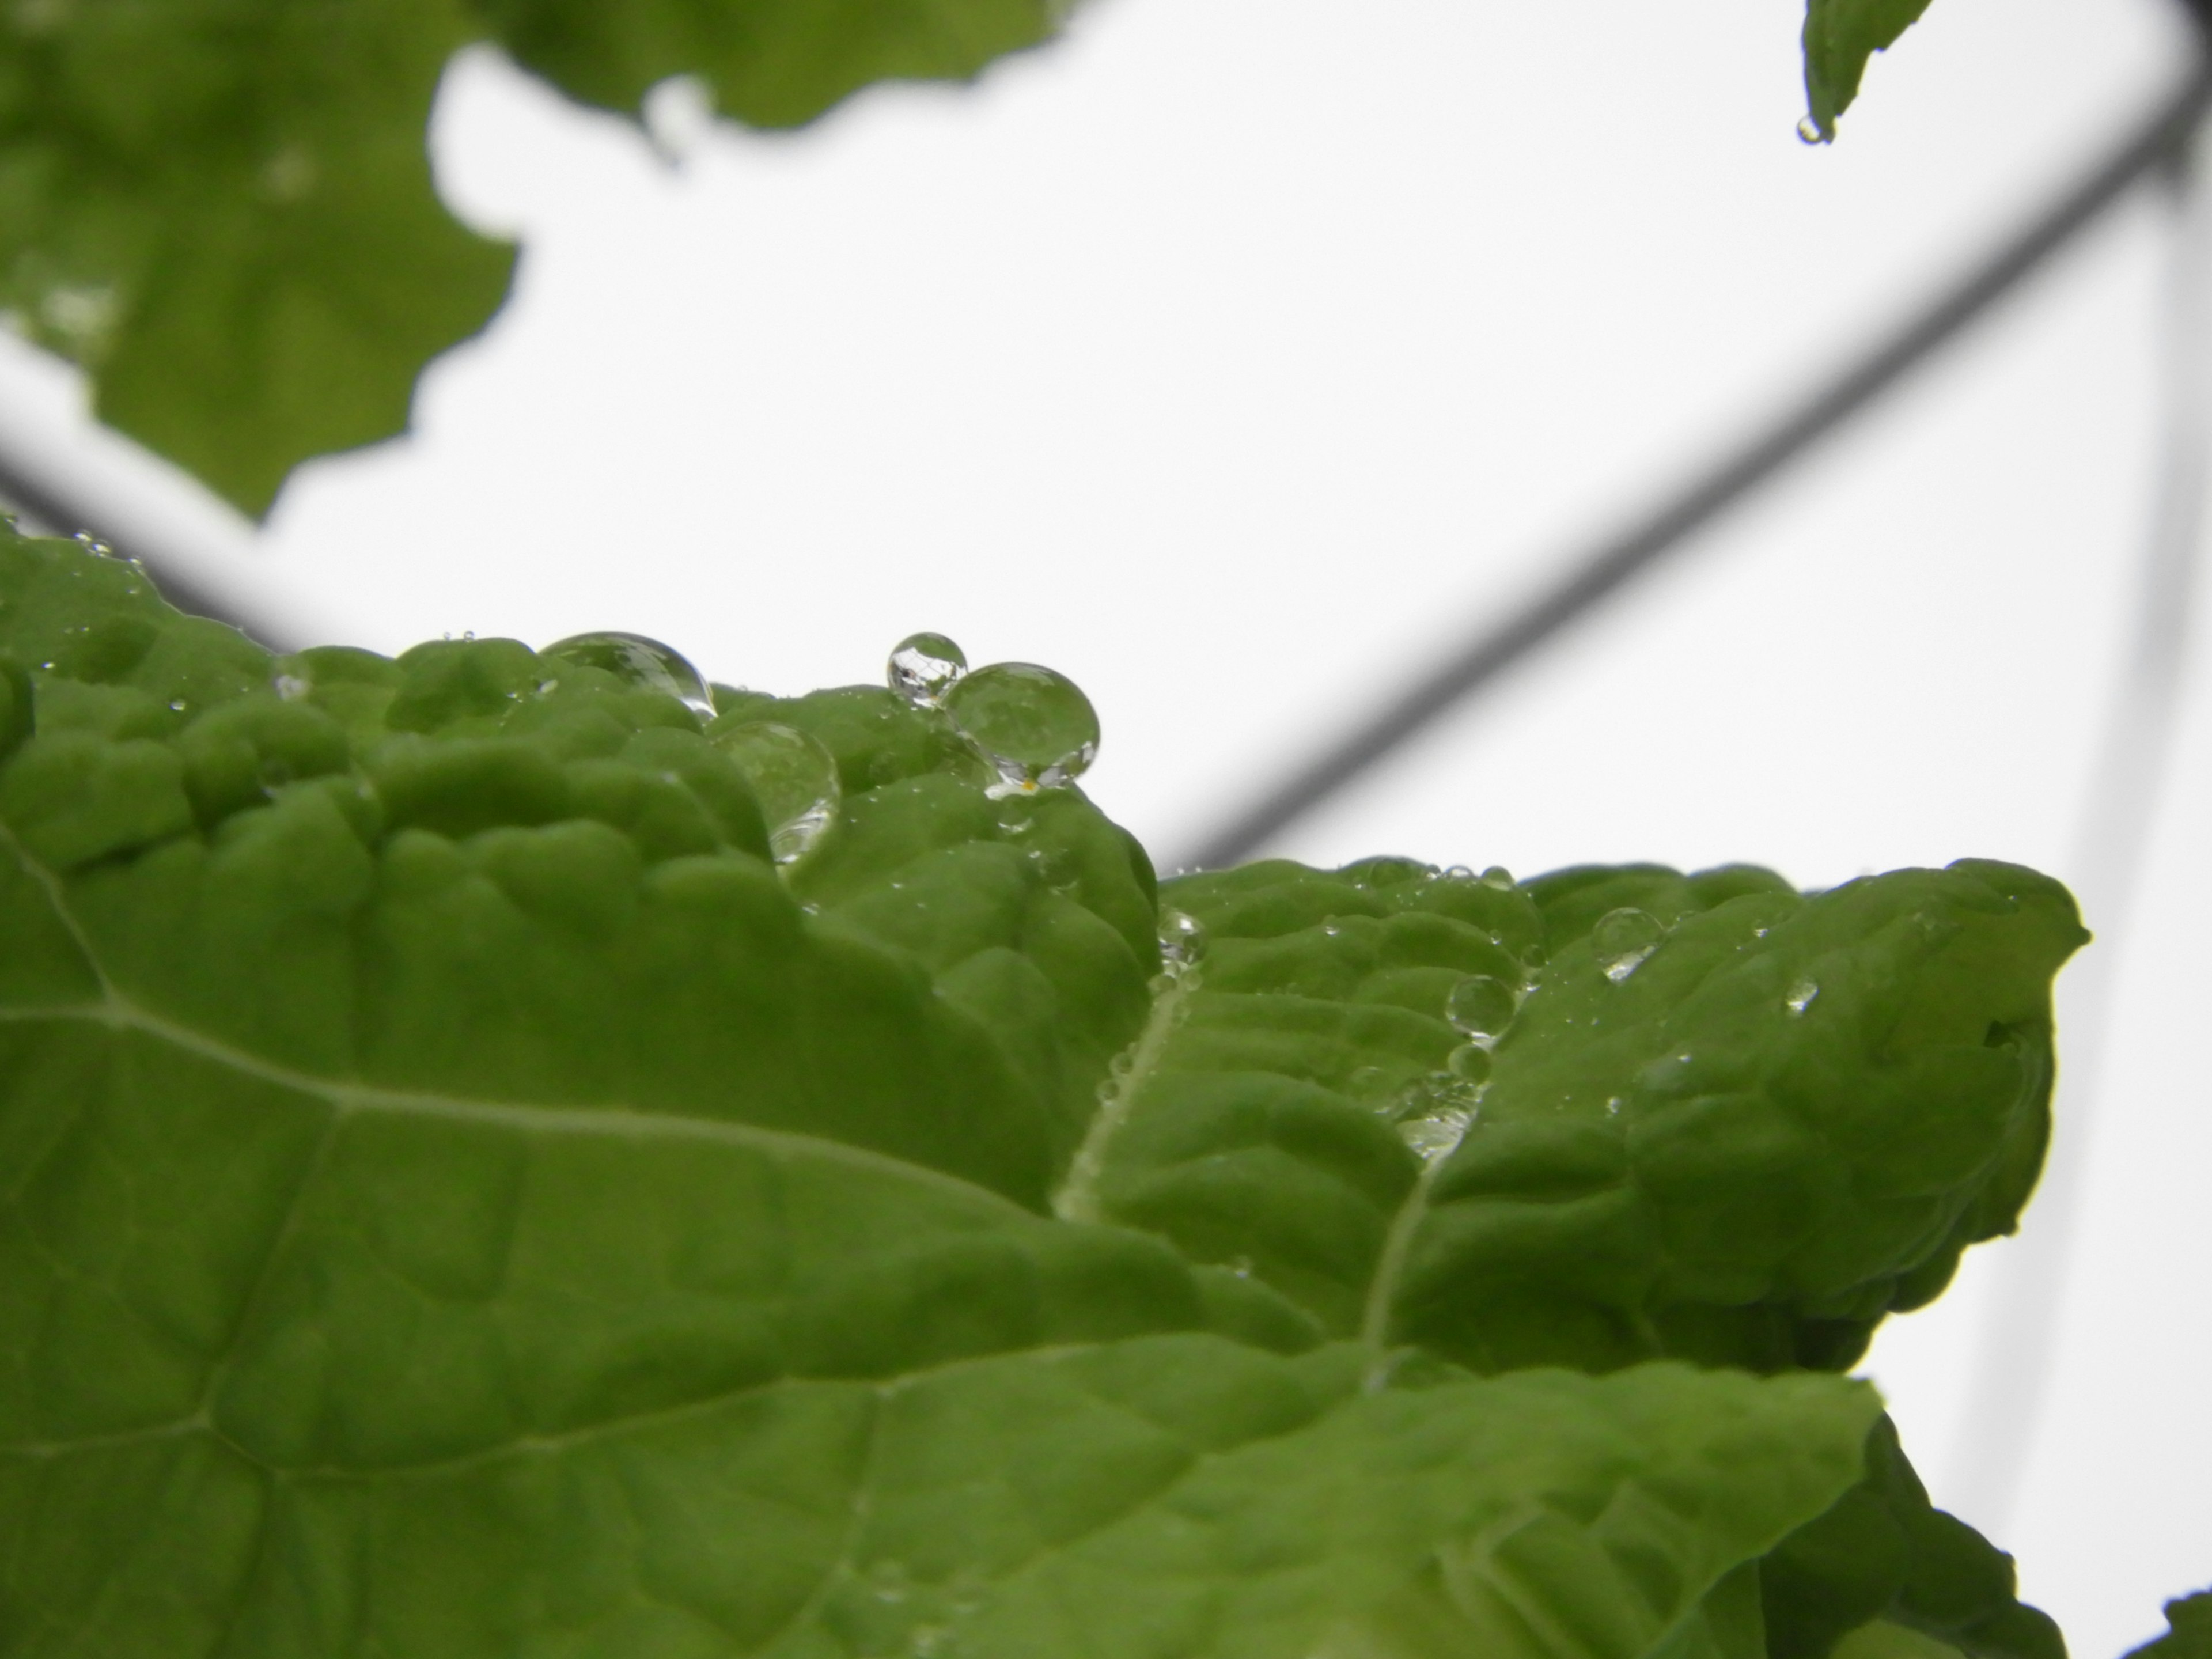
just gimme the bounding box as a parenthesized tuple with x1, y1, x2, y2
(1357, 1151, 1450, 1369)
(1051, 964, 1197, 1223)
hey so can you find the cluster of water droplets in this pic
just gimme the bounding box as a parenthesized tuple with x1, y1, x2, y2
(887, 631, 1100, 799)
(1385, 954, 1536, 1165)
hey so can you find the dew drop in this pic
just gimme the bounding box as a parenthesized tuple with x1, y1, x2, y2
(1158, 908, 1207, 969)
(1347, 1064, 1388, 1097)
(1479, 865, 1516, 891)
(1592, 907, 1665, 982)
(167, 698, 187, 713)
(1446, 1043, 1492, 1085)
(1442, 864, 1475, 881)
(1605, 1096, 1624, 1117)
(540, 631, 715, 718)
(1444, 974, 1517, 1040)
(71, 531, 115, 559)
(272, 673, 311, 703)
(1797, 114, 1831, 146)
(887, 631, 968, 708)
(1785, 979, 1820, 1016)
(942, 662, 1099, 797)
(1399, 1103, 1475, 1163)
(1224, 1254, 1254, 1279)
(713, 721, 842, 865)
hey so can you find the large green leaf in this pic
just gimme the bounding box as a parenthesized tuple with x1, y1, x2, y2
(0, 522, 1906, 1654)
(0, 0, 1064, 516)
(1084, 852, 2083, 1375)
(1800, 0, 1936, 141)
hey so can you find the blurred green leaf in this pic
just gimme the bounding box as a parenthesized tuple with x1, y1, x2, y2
(2129, 1594, 2212, 1659)
(1801, 0, 1936, 141)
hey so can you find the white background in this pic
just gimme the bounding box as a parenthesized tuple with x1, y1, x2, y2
(0, 0, 2206, 1648)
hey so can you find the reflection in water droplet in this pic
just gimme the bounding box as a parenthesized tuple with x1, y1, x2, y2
(1399, 1104, 1475, 1163)
(71, 531, 115, 559)
(1785, 979, 1820, 1016)
(1444, 974, 1517, 1040)
(887, 632, 968, 707)
(1442, 864, 1475, 881)
(1446, 1043, 1491, 1085)
(942, 662, 1099, 796)
(1605, 1096, 1623, 1116)
(1225, 1254, 1253, 1279)
(168, 699, 187, 713)
(713, 722, 842, 865)
(272, 673, 311, 702)
(540, 631, 716, 717)
(1797, 114, 1830, 146)
(1480, 865, 1516, 891)
(1159, 908, 1207, 969)
(1593, 907, 1665, 982)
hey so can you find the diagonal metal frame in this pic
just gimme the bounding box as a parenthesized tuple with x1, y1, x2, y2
(1178, 51, 2212, 872)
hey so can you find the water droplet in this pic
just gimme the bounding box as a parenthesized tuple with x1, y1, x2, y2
(540, 631, 715, 718)
(272, 673, 311, 702)
(1399, 1104, 1475, 1163)
(713, 722, 842, 865)
(887, 631, 968, 707)
(1479, 865, 1516, 890)
(1444, 974, 1517, 1040)
(1446, 1043, 1492, 1084)
(1592, 907, 1664, 982)
(461, 630, 476, 642)
(1159, 908, 1207, 968)
(1442, 864, 1475, 881)
(71, 531, 115, 559)
(1605, 1096, 1623, 1117)
(1785, 979, 1820, 1016)
(1347, 1064, 1388, 1096)
(167, 698, 187, 713)
(1797, 114, 1831, 146)
(941, 662, 1098, 796)
(1224, 1254, 1254, 1279)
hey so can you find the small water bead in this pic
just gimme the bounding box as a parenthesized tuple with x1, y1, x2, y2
(1444, 974, 1517, 1041)
(1442, 865, 1475, 881)
(1797, 114, 1831, 146)
(1480, 865, 1516, 891)
(540, 631, 716, 718)
(1158, 908, 1208, 969)
(942, 662, 1099, 796)
(272, 673, 311, 702)
(1399, 1104, 1475, 1163)
(1785, 979, 1820, 1016)
(1592, 907, 1665, 982)
(1446, 1043, 1492, 1085)
(886, 632, 968, 708)
(712, 721, 842, 865)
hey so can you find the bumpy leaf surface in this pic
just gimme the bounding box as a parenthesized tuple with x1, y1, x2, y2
(1103, 854, 2083, 1377)
(0, 0, 1062, 514)
(1801, 0, 1936, 140)
(0, 524, 1917, 1656)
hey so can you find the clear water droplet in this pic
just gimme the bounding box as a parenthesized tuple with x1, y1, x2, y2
(1446, 1043, 1492, 1085)
(1442, 864, 1476, 881)
(1444, 974, 1517, 1040)
(1797, 114, 1830, 146)
(1605, 1096, 1624, 1117)
(1593, 907, 1665, 982)
(887, 631, 968, 708)
(942, 662, 1098, 796)
(272, 673, 311, 702)
(1348, 1064, 1388, 1096)
(167, 698, 187, 713)
(71, 531, 115, 559)
(540, 631, 715, 718)
(1479, 865, 1516, 890)
(1224, 1254, 1253, 1278)
(1785, 979, 1820, 1016)
(713, 722, 842, 865)
(1399, 1103, 1475, 1163)
(1159, 908, 1207, 968)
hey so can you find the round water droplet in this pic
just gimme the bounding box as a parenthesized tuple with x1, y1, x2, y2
(1158, 908, 1207, 968)
(1592, 907, 1665, 982)
(71, 531, 115, 559)
(941, 662, 1098, 796)
(1442, 864, 1475, 881)
(1785, 979, 1820, 1016)
(1399, 1102, 1475, 1163)
(713, 721, 842, 865)
(1446, 1043, 1492, 1084)
(1797, 114, 1830, 145)
(1224, 1254, 1254, 1279)
(887, 631, 968, 707)
(272, 673, 312, 703)
(540, 631, 715, 718)
(1444, 974, 1517, 1040)
(1347, 1064, 1388, 1097)
(1479, 865, 1516, 891)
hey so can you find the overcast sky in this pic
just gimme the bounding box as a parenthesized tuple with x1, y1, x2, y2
(0, 0, 2205, 1646)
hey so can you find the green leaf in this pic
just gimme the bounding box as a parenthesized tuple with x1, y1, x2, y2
(471, 0, 1070, 129)
(2129, 1595, 2212, 1659)
(1762, 1415, 2063, 1659)
(1801, 0, 1936, 141)
(0, 524, 1899, 1656)
(1082, 853, 2084, 1374)
(0, 0, 517, 516)
(0, 0, 1066, 516)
